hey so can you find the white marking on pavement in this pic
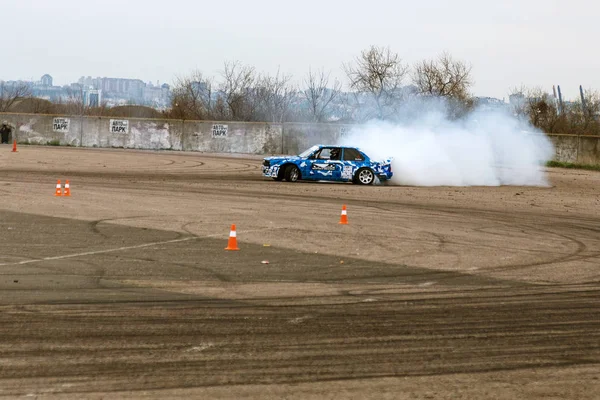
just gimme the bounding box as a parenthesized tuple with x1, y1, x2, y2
(0, 229, 268, 267)
(185, 343, 214, 352)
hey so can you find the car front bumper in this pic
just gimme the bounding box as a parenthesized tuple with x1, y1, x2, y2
(262, 165, 280, 178)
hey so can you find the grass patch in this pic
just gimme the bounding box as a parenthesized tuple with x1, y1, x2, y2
(47, 139, 61, 146)
(546, 160, 600, 171)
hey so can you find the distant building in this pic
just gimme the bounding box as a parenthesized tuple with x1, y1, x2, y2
(29, 74, 63, 101)
(74, 76, 171, 108)
(83, 88, 102, 107)
(1, 73, 171, 109)
(509, 93, 526, 109)
(473, 97, 509, 113)
(40, 74, 53, 87)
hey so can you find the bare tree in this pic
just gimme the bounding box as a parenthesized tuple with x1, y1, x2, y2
(62, 86, 89, 116)
(412, 52, 473, 116)
(303, 68, 341, 122)
(50, 86, 87, 116)
(508, 85, 529, 120)
(254, 68, 297, 122)
(564, 88, 600, 135)
(170, 70, 215, 120)
(16, 97, 56, 114)
(526, 88, 557, 131)
(220, 61, 256, 120)
(334, 92, 358, 123)
(0, 81, 32, 112)
(274, 83, 297, 123)
(343, 45, 409, 120)
(578, 88, 600, 125)
(509, 86, 563, 132)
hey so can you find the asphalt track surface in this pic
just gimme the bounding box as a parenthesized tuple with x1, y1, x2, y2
(0, 145, 598, 399)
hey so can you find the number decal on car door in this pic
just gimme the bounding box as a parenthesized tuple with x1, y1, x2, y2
(342, 165, 353, 179)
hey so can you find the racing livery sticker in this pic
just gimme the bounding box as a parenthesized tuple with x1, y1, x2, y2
(312, 163, 336, 171)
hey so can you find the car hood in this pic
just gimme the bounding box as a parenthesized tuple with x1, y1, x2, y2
(264, 155, 301, 162)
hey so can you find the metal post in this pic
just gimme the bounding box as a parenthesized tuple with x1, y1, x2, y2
(181, 118, 185, 151)
(79, 114, 83, 147)
(79, 87, 84, 147)
(281, 122, 285, 154)
(557, 86, 564, 114)
(580, 85, 588, 118)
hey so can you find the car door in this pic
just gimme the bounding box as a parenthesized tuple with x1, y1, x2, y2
(327, 147, 345, 180)
(309, 148, 337, 181)
(297, 155, 315, 180)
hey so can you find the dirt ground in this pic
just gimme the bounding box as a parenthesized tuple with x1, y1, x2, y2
(0, 145, 598, 399)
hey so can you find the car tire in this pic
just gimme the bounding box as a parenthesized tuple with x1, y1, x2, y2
(354, 168, 375, 185)
(285, 165, 300, 182)
(273, 167, 285, 181)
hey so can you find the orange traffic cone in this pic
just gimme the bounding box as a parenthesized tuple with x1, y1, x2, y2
(339, 205, 348, 225)
(54, 180, 62, 197)
(225, 224, 240, 250)
(64, 180, 71, 197)
(11, 140, 17, 153)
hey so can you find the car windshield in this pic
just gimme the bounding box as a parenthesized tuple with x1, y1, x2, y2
(298, 145, 319, 158)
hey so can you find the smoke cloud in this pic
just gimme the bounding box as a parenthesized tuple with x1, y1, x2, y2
(337, 103, 554, 187)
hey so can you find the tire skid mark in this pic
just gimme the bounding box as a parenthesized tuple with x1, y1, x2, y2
(487, 224, 589, 273)
(88, 215, 173, 240)
(426, 231, 462, 270)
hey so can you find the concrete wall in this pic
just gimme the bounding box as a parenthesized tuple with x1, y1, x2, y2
(547, 134, 600, 164)
(3, 112, 600, 165)
(548, 135, 579, 163)
(183, 121, 282, 154)
(577, 136, 600, 165)
(0, 113, 282, 154)
(6, 113, 82, 146)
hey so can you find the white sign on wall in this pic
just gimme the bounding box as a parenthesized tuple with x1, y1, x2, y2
(52, 118, 70, 133)
(110, 119, 129, 134)
(212, 124, 228, 138)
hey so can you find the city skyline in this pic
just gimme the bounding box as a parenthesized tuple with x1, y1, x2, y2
(1, 73, 172, 109)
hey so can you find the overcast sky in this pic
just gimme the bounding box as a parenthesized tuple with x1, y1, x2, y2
(2, 0, 597, 100)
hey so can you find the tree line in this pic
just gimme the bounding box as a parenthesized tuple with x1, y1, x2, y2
(509, 86, 600, 135)
(166, 48, 474, 123)
(1, 45, 599, 134)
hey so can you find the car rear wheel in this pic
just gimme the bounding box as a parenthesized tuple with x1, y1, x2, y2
(285, 165, 300, 182)
(354, 168, 374, 185)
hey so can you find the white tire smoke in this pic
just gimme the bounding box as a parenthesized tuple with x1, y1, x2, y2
(338, 107, 554, 187)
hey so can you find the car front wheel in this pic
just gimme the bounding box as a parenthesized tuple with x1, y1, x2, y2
(354, 168, 374, 185)
(273, 167, 285, 181)
(285, 165, 300, 182)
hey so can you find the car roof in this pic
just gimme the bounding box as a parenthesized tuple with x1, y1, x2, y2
(315, 144, 359, 149)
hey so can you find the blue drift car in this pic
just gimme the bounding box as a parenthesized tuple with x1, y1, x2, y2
(262, 145, 393, 185)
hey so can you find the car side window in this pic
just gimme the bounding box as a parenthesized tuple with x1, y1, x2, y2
(316, 148, 331, 159)
(342, 148, 365, 161)
(330, 148, 341, 160)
